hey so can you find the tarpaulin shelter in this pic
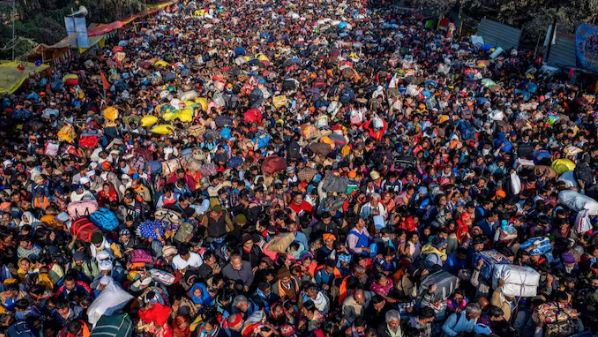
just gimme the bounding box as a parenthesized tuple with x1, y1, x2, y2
(87, 1, 176, 37)
(0, 61, 49, 95)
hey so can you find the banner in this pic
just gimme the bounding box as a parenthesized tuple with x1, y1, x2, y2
(64, 16, 89, 48)
(576, 23, 598, 72)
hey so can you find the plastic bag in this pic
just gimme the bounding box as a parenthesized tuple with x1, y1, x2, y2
(141, 115, 158, 127)
(87, 282, 133, 325)
(176, 108, 193, 122)
(151, 124, 174, 135)
(575, 209, 592, 234)
(179, 90, 198, 101)
(273, 95, 288, 108)
(558, 190, 598, 215)
(510, 172, 521, 195)
(552, 159, 576, 174)
(558, 171, 579, 188)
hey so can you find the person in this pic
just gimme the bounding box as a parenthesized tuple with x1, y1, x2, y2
(441, 303, 482, 337)
(342, 289, 368, 324)
(172, 245, 203, 271)
(490, 279, 513, 322)
(376, 310, 402, 337)
(486, 305, 513, 336)
(346, 218, 371, 255)
(222, 255, 254, 291)
(0, 0, 598, 336)
(406, 307, 435, 337)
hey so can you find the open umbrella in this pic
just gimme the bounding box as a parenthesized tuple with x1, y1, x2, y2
(309, 142, 333, 156)
(481, 79, 496, 88)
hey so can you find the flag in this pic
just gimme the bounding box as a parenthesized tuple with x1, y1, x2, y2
(100, 71, 109, 91)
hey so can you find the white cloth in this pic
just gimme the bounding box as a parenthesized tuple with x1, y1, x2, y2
(172, 252, 203, 270)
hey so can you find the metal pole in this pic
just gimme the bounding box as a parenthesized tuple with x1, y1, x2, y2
(545, 18, 557, 64)
(11, 0, 16, 61)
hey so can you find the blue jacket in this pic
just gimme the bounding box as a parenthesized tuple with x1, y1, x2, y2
(441, 311, 477, 337)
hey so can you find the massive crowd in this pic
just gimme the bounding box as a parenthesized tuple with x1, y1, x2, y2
(0, 0, 596, 336)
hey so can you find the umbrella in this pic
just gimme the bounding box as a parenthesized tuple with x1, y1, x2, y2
(481, 79, 496, 88)
(328, 133, 346, 145)
(309, 142, 333, 156)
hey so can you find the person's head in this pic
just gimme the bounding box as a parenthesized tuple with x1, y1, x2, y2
(5, 283, 18, 297)
(375, 273, 388, 287)
(230, 255, 242, 270)
(555, 291, 569, 305)
(56, 299, 70, 316)
(233, 295, 248, 312)
(63, 274, 77, 291)
(178, 245, 190, 260)
(306, 285, 319, 299)
(452, 289, 465, 303)
(293, 193, 303, 205)
(353, 289, 365, 304)
(66, 320, 83, 336)
(371, 294, 386, 311)
(488, 305, 505, 321)
(203, 316, 219, 333)
(226, 313, 244, 331)
(302, 300, 316, 316)
(418, 307, 435, 324)
(353, 317, 367, 334)
(385, 310, 401, 331)
(465, 303, 481, 319)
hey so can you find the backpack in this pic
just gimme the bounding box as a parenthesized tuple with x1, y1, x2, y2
(574, 164, 594, 187)
(340, 88, 355, 104)
(71, 217, 99, 242)
(90, 208, 120, 231)
(128, 249, 153, 264)
(154, 208, 182, 224)
(182, 157, 202, 172)
(173, 222, 195, 243)
(68, 200, 99, 220)
(187, 125, 205, 138)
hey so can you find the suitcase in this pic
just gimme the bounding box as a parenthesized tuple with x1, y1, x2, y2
(71, 217, 99, 242)
(478, 250, 510, 280)
(91, 313, 133, 337)
(418, 271, 459, 301)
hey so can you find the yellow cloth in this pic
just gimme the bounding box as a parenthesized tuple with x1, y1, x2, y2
(420, 243, 447, 261)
